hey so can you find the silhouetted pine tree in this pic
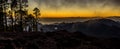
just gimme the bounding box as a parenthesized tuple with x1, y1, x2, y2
(0, 0, 9, 31)
(3, 0, 9, 31)
(0, 0, 4, 31)
(8, 11, 14, 31)
(18, 0, 28, 32)
(24, 14, 35, 32)
(10, 0, 28, 32)
(33, 7, 40, 32)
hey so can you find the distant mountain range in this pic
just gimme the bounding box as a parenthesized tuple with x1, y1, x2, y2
(41, 16, 120, 19)
(42, 18, 120, 38)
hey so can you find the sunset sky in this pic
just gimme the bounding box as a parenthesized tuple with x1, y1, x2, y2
(28, 0, 120, 18)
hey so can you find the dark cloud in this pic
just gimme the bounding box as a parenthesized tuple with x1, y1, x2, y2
(36, 0, 88, 8)
(34, 0, 120, 9)
(110, 0, 120, 6)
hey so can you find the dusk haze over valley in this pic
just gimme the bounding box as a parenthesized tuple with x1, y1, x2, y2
(0, 0, 120, 49)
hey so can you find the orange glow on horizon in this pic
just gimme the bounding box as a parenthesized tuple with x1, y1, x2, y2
(28, 0, 120, 18)
(28, 4, 120, 18)
(28, 9, 120, 18)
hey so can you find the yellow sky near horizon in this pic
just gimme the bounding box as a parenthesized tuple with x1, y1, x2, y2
(29, 7, 120, 18)
(28, 0, 120, 18)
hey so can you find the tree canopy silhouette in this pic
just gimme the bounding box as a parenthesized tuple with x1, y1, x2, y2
(0, 0, 41, 32)
(33, 7, 41, 31)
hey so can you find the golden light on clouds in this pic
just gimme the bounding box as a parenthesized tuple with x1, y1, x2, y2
(39, 5, 120, 18)
(28, 0, 120, 18)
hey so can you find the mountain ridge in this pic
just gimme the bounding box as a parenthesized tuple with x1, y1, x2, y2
(42, 18, 120, 38)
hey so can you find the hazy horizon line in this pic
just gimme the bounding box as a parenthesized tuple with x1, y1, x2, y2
(40, 16, 120, 18)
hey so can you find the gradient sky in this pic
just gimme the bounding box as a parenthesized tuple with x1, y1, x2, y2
(28, 0, 120, 18)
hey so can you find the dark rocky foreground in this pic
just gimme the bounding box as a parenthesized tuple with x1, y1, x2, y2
(0, 31, 120, 49)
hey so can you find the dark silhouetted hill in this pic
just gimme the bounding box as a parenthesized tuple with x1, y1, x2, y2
(0, 18, 120, 49)
(43, 18, 120, 38)
(80, 19, 120, 38)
